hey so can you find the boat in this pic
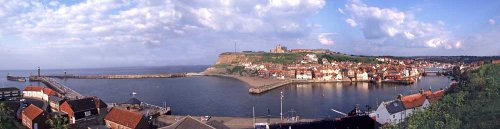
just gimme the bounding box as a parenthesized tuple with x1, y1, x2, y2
(6, 75, 26, 82)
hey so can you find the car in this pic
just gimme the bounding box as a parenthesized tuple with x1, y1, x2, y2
(201, 116, 211, 121)
(254, 123, 269, 129)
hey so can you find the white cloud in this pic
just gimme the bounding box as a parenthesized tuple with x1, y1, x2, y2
(338, 8, 344, 14)
(0, 0, 326, 69)
(454, 41, 462, 49)
(49, 1, 59, 7)
(489, 19, 496, 25)
(318, 33, 334, 45)
(342, 0, 457, 49)
(345, 18, 357, 27)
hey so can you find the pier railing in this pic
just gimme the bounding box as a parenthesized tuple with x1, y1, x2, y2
(45, 73, 187, 79)
(30, 76, 85, 99)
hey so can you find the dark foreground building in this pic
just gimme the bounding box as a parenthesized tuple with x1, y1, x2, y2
(270, 115, 381, 129)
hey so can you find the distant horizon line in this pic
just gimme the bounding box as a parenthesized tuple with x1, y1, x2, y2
(0, 64, 212, 71)
(1, 55, 498, 71)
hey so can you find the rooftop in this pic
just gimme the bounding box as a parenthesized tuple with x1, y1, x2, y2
(65, 97, 97, 112)
(401, 93, 427, 109)
(162, 116, 215, 129)
(0, 87, 20, 92)
(22, 104, 44, 120)
(105, 107, 145, 129)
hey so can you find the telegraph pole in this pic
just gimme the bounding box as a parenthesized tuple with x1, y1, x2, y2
(252, 106, 255, 125)
(280, 91, 284, 120)
(37, 66, 41, 77)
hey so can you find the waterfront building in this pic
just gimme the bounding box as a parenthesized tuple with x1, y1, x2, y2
(0, 87, 21, 101)
(104, 107, 151, 129)
(23, 86, 58, 102)
(371, 91, 432, 124)
(161, 116, 215, 129)
(296, 70, 313, 80)
(59, 97, 100, 124)
(427, 90, 445, 104)
(89, 96, 108, 114)
(372, 100, 406, 124)
(270, 44, 288, 53)
(356, 71, 369, 81)
(48, 96, 64, 112)
(22, 104, 49, 129)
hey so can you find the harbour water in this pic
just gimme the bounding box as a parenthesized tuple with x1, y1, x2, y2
(0, 66, 451, 118)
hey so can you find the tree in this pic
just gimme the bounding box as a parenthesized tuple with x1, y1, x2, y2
(46, 114, 69, 129)
(0, 103, 13, 129)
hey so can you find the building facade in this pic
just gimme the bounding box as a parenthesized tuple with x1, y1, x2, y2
(0, 87, 21, 100)
(22, 104, 49, 129)
(23, 86, 58, 102)
(59, 98, 99, 124)
(104, 108, 150, 129)
(270, 44, 288, 53)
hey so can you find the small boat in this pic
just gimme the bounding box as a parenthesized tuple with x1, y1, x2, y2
(18, 78, 26, 82)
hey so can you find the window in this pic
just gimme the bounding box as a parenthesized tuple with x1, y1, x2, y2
(84, 111, 91, 117)
(393, 115, 395, 118)
(377, 114, 379, 118)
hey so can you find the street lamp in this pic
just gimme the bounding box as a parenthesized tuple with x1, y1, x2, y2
(280, 91, 284, 120)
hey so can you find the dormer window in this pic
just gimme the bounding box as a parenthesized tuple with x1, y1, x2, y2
(84, 111, 91, 117)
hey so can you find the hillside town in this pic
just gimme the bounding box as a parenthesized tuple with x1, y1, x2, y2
(212, 44, 473, 84)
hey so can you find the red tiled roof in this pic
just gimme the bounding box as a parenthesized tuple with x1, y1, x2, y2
(24, 86, 57, 96)
(105, 108, 144, 128)
(22, 104, 44, 120)
(427, 90, 445, 104)
(24, 86, 44, 91)
(43, 88, 56, 96)
(423, 90, 432, 96)
(401, 93, 427, 109)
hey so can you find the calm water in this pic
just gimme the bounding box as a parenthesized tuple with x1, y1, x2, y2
(0, 66, 451, 118)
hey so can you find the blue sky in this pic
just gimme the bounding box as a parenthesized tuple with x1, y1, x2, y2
(0, 0, 499, 69)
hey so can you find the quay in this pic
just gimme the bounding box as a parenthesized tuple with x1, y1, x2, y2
(108, 101, 171, 116)
(249, 81, 293, 94)
(248, 79, 416, 94)
(157, 115, 316, 129)
(29, 76, 85, 99)
(46, 73, 187, 79)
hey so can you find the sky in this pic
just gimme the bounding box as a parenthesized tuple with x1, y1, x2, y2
(0, 0, 499, 70)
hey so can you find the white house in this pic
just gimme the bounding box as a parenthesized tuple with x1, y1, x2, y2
(372, 100, 407, 124)
(23, 86, 58, 102)
(296, 70, 312, 80)
(356, 72, 369, 81)
(371, 91, 432, 124)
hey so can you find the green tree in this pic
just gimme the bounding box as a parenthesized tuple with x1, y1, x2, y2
(46, 114, 69, 129)
(0, 103, 9, 122)
(0, 103, 14, 129)
(403, 64, 500, 129)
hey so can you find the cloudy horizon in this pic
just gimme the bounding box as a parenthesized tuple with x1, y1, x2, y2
(1, 0, 499, 70)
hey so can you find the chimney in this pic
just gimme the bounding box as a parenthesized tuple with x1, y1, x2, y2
(397, 94, 403, 100)
(419, 88, 424, 94)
